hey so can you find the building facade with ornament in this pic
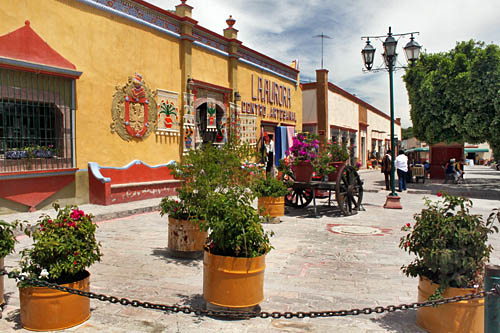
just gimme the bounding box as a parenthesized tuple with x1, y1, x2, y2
(302, 69, 401, 168)
(0, 0, 302, 214)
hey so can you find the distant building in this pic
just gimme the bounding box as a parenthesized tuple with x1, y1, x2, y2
(302, 69, 401, 168)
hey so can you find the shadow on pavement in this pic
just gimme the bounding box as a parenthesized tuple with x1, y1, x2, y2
(285, 203, 345, 219)
(371, 309, 424, 332)
(3, 309, 21, 330)
(151, 248, 202, 267)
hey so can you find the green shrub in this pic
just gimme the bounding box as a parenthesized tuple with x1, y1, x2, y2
(400, 192, 499, 297)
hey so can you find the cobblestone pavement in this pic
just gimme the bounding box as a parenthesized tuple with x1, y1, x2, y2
(0, 166, 499, 332)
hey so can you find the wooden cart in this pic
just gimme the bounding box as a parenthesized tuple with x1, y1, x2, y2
(284, 164, 363, 216)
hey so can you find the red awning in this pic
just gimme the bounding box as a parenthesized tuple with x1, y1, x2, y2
(0, 20, 81, 77)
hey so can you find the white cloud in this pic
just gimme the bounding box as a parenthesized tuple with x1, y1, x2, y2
(148, 0, 500, 128)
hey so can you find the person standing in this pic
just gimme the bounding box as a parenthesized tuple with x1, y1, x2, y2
(395, 149, 408, 192)
(381, 150, 392, 190)
(264, 134, 274, 175)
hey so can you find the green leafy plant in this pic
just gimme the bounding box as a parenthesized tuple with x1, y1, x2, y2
(253, 175, 288, 198)
(0, 220, 24, 258)
(19, 203, 102, 284)
(327, 140, 349, 162)
(160, 197, 199, 221)
(163, 140, 272, 258)
(400, 192, 499, 298)
(160, 142, 258, 223)
(311, 143, 336, 178)
(203, 191, 273, 258)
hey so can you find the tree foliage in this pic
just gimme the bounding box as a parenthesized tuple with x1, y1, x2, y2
(404, 40, 500, 157)
(401, 127, 414, 140)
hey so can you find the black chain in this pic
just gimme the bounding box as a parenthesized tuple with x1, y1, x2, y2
(3, 270, 500, 319)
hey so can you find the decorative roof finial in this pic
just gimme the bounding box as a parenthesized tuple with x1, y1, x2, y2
(226, 15, 236, 28)
(180, 0, 187, 4)
(25, 20, 30, 26)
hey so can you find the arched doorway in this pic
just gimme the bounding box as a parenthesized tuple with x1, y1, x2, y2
(196, 102, 225, 144)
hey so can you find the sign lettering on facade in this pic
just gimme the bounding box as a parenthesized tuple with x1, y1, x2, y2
(240, 75, 296, 122)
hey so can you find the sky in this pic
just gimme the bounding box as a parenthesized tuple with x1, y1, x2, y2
(148, 0, 500, 128)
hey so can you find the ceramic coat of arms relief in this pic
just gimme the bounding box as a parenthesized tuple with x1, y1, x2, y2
(111, 73, 158, 141)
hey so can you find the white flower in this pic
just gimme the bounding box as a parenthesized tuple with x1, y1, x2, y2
(19, 272, 28, 281)
(39, 269, 49, 279)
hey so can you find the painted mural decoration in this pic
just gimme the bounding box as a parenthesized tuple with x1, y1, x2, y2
(156, 90, 179, 136)
(206, 97, 217, 131)
(233, 103, 257, 145)
(111, 73, 157, 141)
(183, 92, 196, 152)
(219, 112, 228, 144)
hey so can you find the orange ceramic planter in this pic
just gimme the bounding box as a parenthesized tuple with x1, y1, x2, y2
(203, 251, 265, 308)
(258, 196, 285, 217)
(168, 217, 207, 256)
(20, 271, 90, 331)
(416, 276, 484, 333)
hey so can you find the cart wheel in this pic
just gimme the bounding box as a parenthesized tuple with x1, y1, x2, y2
(285, 188, 313, 208)
(335, 165, 363, 216)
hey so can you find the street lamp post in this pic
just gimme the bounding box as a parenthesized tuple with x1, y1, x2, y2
(361, 27, 421, 209)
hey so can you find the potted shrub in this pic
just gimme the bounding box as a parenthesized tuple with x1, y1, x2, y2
(399, 192, 499, 333)
(0, 220, 22, 307)
(176, 141, 272, 310)
(160, 196, 207, 258)
(202, 188, 273, 310)
(287, 133, 320, 182)
(18, 203, 102, 331)
(253, 175, 288, 218)
(160, 142, 257, 258)
(325, 141, 349, 181)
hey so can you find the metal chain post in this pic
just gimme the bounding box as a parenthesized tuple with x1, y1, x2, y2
(2, 270, 499, 320)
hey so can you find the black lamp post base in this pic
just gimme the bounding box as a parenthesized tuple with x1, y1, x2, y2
(384, 195, 402, 209)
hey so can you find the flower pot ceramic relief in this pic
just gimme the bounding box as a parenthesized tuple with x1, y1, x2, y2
(416, 276, 484, 333)
(20, 271, 91, 331)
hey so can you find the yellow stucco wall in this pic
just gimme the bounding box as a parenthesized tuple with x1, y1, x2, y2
(192, 46, 229, 88)
(0, 0, 303, 211)
(0, 0, 183, 171)
(238, 63, 302, 133)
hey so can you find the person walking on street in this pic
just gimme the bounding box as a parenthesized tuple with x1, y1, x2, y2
(381, 149, 392, 190)
(395, 149, 408, 192)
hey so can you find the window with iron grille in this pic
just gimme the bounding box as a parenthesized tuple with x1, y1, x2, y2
(0, 68, 74, 173)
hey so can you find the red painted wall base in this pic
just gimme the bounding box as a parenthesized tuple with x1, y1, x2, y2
(88, 160, 180, 206)
(0, 169, 77, 211)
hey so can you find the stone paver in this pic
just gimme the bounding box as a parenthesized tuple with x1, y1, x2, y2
(0, 166, 499, 332)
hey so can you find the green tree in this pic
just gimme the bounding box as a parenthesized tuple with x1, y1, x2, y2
(401, 127, 414, 140)
(404, 40, 500, 157)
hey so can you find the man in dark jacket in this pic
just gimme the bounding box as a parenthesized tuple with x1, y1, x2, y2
(381, 150, 392, 190)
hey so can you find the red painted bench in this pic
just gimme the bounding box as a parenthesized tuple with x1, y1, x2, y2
(88, 160, 181, 205)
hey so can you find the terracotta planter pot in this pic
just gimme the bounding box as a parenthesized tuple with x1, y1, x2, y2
(258, 196, 284, 217)
(203, 250, 265, 308)
(168, 217, 207, 258)
(20, 270, 90, 331)
(0, 257, 4, 306)
(293, 161, 313, 182)
(416, 276, 484, 333)
(327, 161, 346, 181)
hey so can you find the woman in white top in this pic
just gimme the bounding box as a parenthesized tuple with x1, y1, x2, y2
(395, 150, 408, 192)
